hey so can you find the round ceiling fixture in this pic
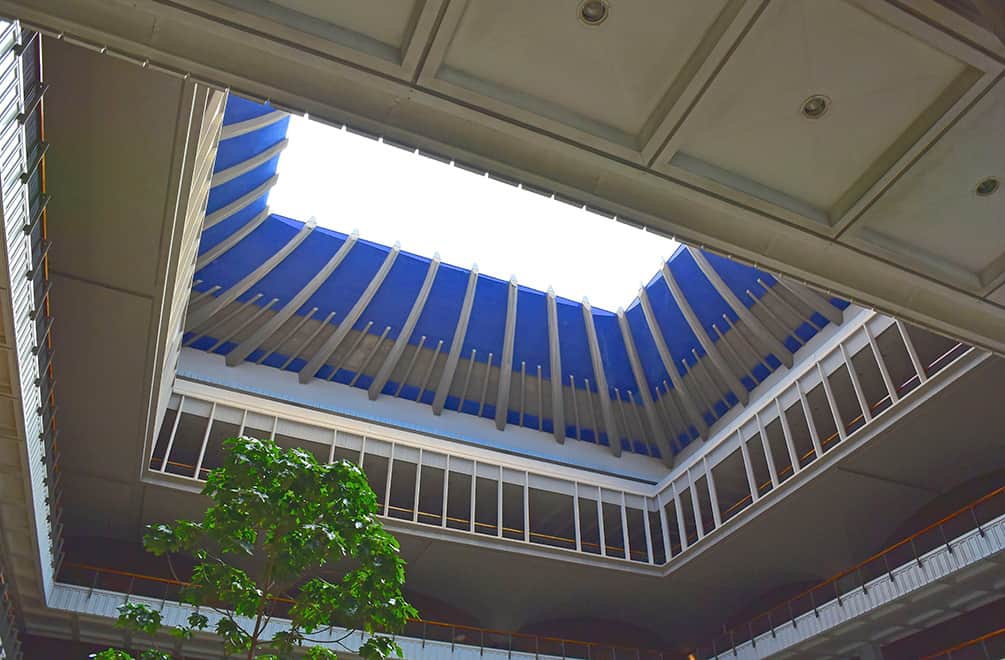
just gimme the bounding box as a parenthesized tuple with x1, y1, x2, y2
(975, 177, 999, 197)
(579, 0, 610, 26)
(801, 94, 830, 119)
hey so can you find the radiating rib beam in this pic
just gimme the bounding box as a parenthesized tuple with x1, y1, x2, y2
(281, 311, 335, 370)
(195, 207, 270, 271)
(349, 325, 391, 388)
(494, 278, 519, 430)
(226, 232, 359, 367)
(758, 277, 819, 329)
(368, 257, 440, 399)
(186, 293, 263, 346)
(546, 289, 565, 444)
(637, 286, 708, 438)
(327, 321, 374, 381)
(691, 250, 793, 368)
(256, 307, 317, 365)
(211, 139, 288, 187)
(581, 301, 620, 457)
(432, 268, 479, 414)
(661, 261, 748, 405)
(776, 278, 843, 325)
(220, 110, 286, 140)
(208, 297, 279, 353)
(203, 174, 278, 229)
(394, 336, 425, 398)
(188, 221, 314, 329)
(617, 309, 673, 464)
(299, 244, 400, 382)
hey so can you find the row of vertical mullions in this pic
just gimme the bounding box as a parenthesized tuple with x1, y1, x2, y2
(154, 394, 671, 563)
(155, 316, 931, 563)
(668, 318, 917, 549)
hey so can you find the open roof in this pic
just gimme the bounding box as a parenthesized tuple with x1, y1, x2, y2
(188, 95, 849, 467)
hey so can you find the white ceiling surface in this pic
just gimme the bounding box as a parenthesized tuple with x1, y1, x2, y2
(88, 355, 1005, 646)
(2, 0, 1004, 354)
(41, 38, 202, 539)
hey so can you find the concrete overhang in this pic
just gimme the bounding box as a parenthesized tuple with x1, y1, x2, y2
(0, 0, 1003, 356)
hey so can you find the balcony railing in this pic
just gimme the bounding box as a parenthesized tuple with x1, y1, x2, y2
(922, 626, 1005, 659)
(57, 563, 670, 660)
(694, 484, 1005, 658)
(149, 309, 977, 573)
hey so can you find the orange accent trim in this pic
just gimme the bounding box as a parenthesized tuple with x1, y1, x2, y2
(921, 625, 1005, 659)
(701, 482, 1004, 652)
(60, 562, 666, 654)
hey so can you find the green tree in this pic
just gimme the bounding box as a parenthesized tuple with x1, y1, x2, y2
(92, 436, 416, 659)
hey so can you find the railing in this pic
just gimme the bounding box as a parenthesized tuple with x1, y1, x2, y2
(0, 19, 61, 594)
(150, 327, 973, 573)
(922, 626, 1005, 659)
(723, 339, 968, 518)
(57, 563, 670, 660)
(694, 484, 1005, 658)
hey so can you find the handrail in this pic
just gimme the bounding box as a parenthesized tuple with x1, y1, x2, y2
(696, 482, 1005, 657)
(150, 342, 969, 566)
(59, 562, 670, 658)
(722, 341, 967, 518)
(921, 625, 1005, 659)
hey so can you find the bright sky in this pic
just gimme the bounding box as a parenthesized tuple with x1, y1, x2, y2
(268, 115, 678, 311)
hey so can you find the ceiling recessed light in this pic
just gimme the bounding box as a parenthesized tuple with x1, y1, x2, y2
(579, 0, 610, 25)
(801, 94, 830, 119)
(976, 177, 999, 197)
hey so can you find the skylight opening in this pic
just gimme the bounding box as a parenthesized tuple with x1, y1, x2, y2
(268, 115, 678, 311)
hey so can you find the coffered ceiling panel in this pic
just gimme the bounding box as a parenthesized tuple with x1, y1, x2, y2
(660, 0, 975, 224)
(421, 0, 733, 157)
(846, 82, 1005, 294)
(216, 0, 431, 72)
(268, 0, 416, 49)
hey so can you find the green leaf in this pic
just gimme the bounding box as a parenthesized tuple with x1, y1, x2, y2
(115, 602, 162, 636)
(139, 650, 172, 660)
(135, 436, 416, 656)
(90, 651, 134, 660)
(358, 635, 400, 660)
(216, 616, 252, 654)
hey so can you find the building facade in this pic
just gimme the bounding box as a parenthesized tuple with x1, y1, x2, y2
(0, 3, 1002, 658)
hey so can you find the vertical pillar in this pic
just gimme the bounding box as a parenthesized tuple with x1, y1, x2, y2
(596, 486, 607, 557)
(755, 412, 780, 488)
(383, 444, 395, 517)
(840, 343, 871, 423)
(865, 324, 898, 403)
(795, 380, 824, 458)
(327, 429, 338, 464)
(817, 363, 846, 442)
(441, 454, 450, 528)
(896, 320, 927, 384)
(642, 497, 655, 564)
(774, 399, 801, 475)
(657, 492, 672, 560)
(497, 465, 504, 538)
(671, 481, 689, 552)
(619, 491, 631, 560)
(687, 469, 705, 540)
(192, 402, 217, 480)
(573, 482, 582, 552)
(523, 471, 530, 543)
(704, 457, 722, 528)
(469, 460, 478, 533)
(159, 395, 185, 473)
(739, 432, 759, 503)
(412, 448, 423, 523)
